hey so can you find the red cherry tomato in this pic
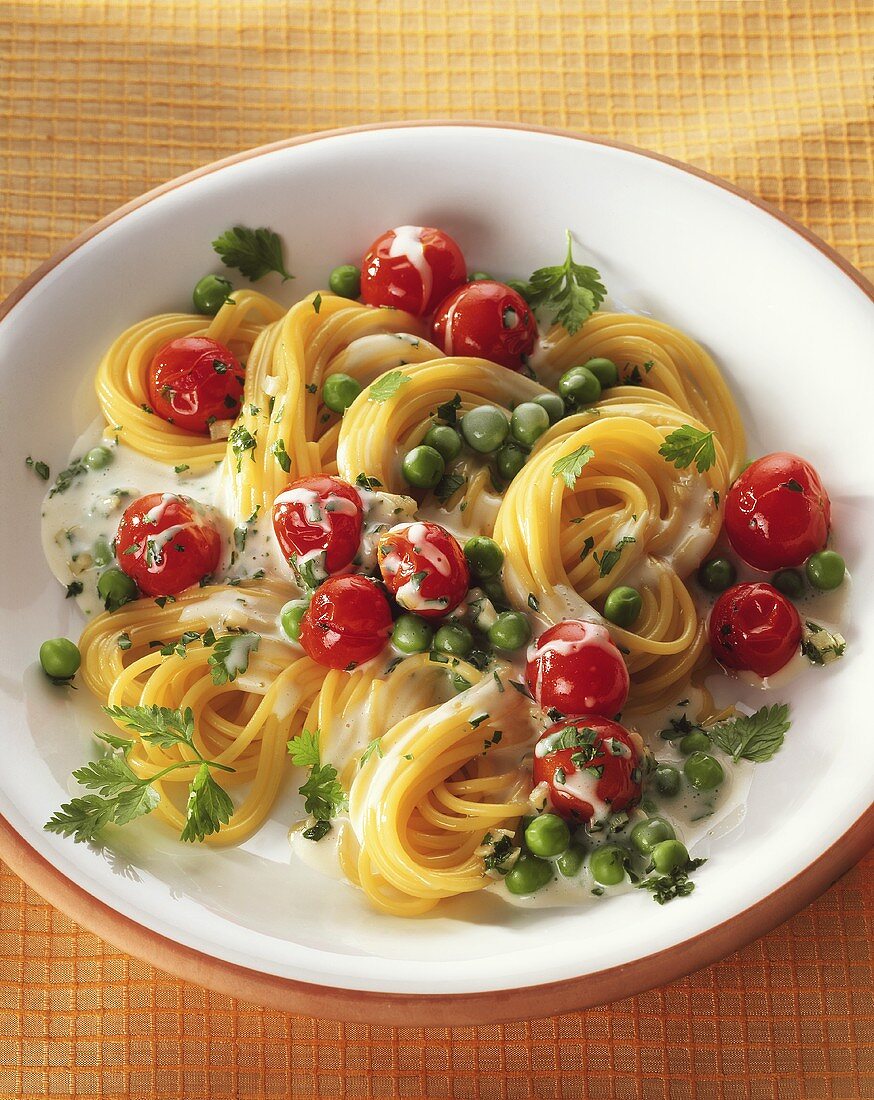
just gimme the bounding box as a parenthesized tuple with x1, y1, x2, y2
(533, 716, 643, 825)
(272, 476, 363, 585)
(115, 492, 221, 597)
(724, 452, 830, 570)
(299, 575, 393, 670)
(525, 620, 630, 718)
(360, 226, 467, 316)
(709, 582, 802, 677)
(148, 337, 244, 434)
(376, 521, 469, 619)
(432, 281, 538, 372)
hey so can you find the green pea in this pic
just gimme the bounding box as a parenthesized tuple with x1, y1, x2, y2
(496, 442, 527, 481)
(39, 637, 81, 681)
(461, 405, 509, 454)
(772, 568, 804, 598)
(654, 764, 681, 797)
(83, 445, 113, 470)
(464, 536, 504, 580)
(524, 813, 570, 858)
(322, 372, 362, 414)
(603, 585, 642, 628)
(510, 401, 550, 447)
(92, 536, 114, 567)
(423, 423, 462, 462)
(488, 611, 531, 652)
(698, 558, 736, 592)
(556, 842, 586, 877)
(328, 264, 361, 299)
(97, 568, 138, 612)
(433, 622, 473, 658)
(469, 271, 492, 282)
(684, 751, 724, 791)
(588, 844, 627, 886)
(679, 730, 711, 755)
(583, 357, 619, 388)
(280, 600, 308, 643)
(505, 853, 553, 895)
(505, 279, 532, 302)
(480, 577, 509, 609)
(451, 672, 472, 694)
(401, 445, 445, 490)
(393, 613, 433, 654)
(192, 273, 233, 315)
(650, 839, 690, 875)
(558, 367, 601, 408)
(806, 550, 845, 591)
(630, 816, 676, 856)
(533, 392, 565, 424)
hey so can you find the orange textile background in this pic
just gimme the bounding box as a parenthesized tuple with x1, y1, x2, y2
(1, 2, 872, 1098)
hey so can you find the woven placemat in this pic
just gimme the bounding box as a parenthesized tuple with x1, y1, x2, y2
(0, 2, 871, 1097)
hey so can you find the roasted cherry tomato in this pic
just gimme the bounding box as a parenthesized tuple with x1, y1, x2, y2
(376, 520, 469, 619)
(272, 476, 363, 586)
(298, 575, 393, 670)
(709, 581, 802, 677)
(147, 337, 244, 434)
(525, 620, 630, 718)
(432, 281, 538, 372)
(115, 492, 221, 597)
(724, 452, 830, 571)
(360, 226, 466, 316)
(532, 716, 643, 825)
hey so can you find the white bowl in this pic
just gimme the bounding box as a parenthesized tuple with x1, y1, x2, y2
(1, 123, 872, 1025)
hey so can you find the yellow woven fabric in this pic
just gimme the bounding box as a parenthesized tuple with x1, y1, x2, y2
(1, 1, 872, 1097)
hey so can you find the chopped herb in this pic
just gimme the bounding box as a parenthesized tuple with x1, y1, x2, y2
(302, 819, 331, 841)
(482, 834, 516, 872)
(527, 593, 540, 612)
(637, 857, 706, 904)
(435, 393, 462, 425)
(359, 738, 384, 767)
(207, 631, 260, 685)
(65, 581, 84, 599)
(551, 443, 595, 489)
(520, 230, 606, 335)
(212, 225, 293, 282)
(593, 536, 636, 577)
(712, 490, 720, 508)
(469, 713, 489, 729)
(26, 456, 50, 480)
(434, 472, 466, 503)
(509, 680, 533, 699)
(117, 633, 132, 651)
(801, 621, 846, 665)
(312, 292, 322, 314)
(305, 382, 317, 394)
(783, 478, 803, 492)
(658, 425, 717, 473)
(493, 671, 505, 693)
(368, 370, 411, 403)
(579, 536, 595, 560)
(270, 438, 291, 473)
(228, 425, 257, 471)
(174, 464, 190, 474)
(48, 456, 88, 498)
(355, 473, 382, 490)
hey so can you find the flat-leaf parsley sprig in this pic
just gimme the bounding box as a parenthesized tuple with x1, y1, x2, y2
(658, 425, 717, 473)
(287, 728, 347, 840)
(521, 230, 606, 335)
(705, 703, 790, 763)
(212, 226, 293, 282)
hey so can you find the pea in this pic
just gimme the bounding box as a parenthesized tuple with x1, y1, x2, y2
(505, 279, 531, 302)
(505, 853, 553, 895)
(496, 442, 527, 481)
(464, 536, 504, 580)
(393, 613, 433, 654)
(92, 536, 114, 567)
(451, 672, 471, 694)
(630, 816, 676, 856)
(83, 445, 113, 470)
(97, 568, 138, 612)
(533, 392, 566, 424)
(588, 844, 627, 886)
(654, 764, 681, 797)
(679, 730, 711, 755)
(556, 842, 586, 877)
(698, 557, 737, 592)
(469, 271, 492, 282)
(558, 367, 601, 408)
(488, 611, 531, 652)
(524, 813, 570, 858)
(423, 423, 462, 462)
(328, 264, 361, 299)
(322, 372, 362, 414)
(806, 550, 845, 591)
(461, 405, 509, 454)
(433, 622, 473, 658)
(401, 445, 445, 490)
(772, 568, 804, 598)
(583, 357, 619, 388)
(651, 839, 690, 875)
(192, 273, 233, 315)
(280, 600, 308, 643)
(510, 401, 550, 447)
(39, 637, 81, 681)
(684, 751, 724, 791)
(603, 585, 642, 628)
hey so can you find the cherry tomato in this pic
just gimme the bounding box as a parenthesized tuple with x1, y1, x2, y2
(299, 575, 393, 670)
(115, 492, 221, 597)
(272, 476, 363, 585)
(709, 581, 802, 677)
(724, 452, 830, 571)
(377, 521, 469, 619)
(532, 716, 643, 825)
(432, 281, 538, 372)
(360, 226, 466, 316)
(148, 337, 244, 434)
(525, 620, 630, 718)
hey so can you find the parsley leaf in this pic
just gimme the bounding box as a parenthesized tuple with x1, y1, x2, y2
(706, 704, 790, 763)
(270, 438, 291, 473)
(593, 535, 635, 577)
(359, 738, 384, 767)
(212, 225, 293, 282)
(434, 472, 466, 503)
(299, 762, 347, 821)
(658, 425, 717, 473)
(180, 764, 235, 843)
(368, 370, 411, 403)
(551, 443, 595, 489)
(25, 455, 50, 480)
(287, 728, 322, 768)
(208, 632, 260, 686)
(521, 230, 606, 335)
(228, 425, 257, 471)
(435, 393, 462, 425)
(355, 473, 383, 490)
(103, 704, 195, 748)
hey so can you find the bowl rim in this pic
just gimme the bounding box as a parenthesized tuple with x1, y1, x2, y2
(2, 120, 872, 1025)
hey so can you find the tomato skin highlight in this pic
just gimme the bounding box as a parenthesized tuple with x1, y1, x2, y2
(272, 476, 363, 581)
(724, 452, 830, 571)
(148, 337, 244, 434)
(525, 620, 630, 718)
(360, 226, 467, 316)
(708, 581, 802, 677)
(432, 281, 538, 372)
(115, 492, 221, 597)
(376, 521, 470, 619)
(298, 575, 393, 670)
(533, 716, 643, 824)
